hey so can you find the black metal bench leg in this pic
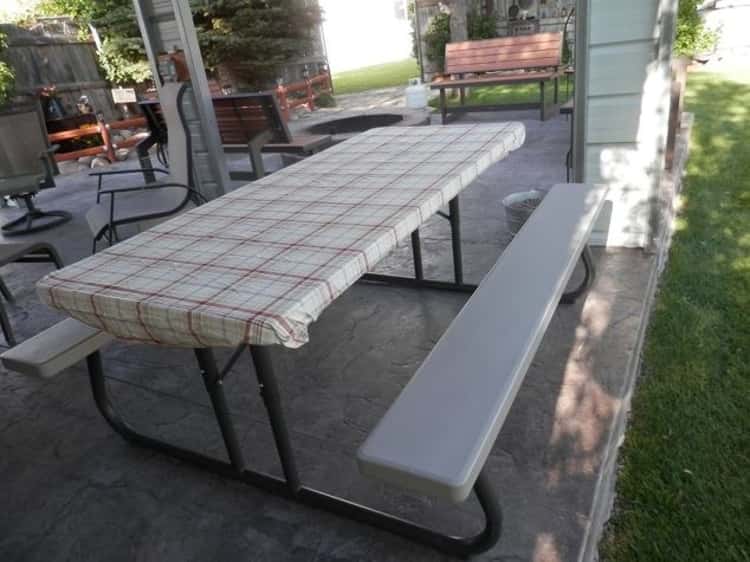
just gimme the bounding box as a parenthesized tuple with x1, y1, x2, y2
(85, 347, 503, 557)
(440, 89, 448, 124)
(449, 197, 464, 284)
(411, 229, 424, 281)
(0, 276, 13, 302)
(539, 81, 545, 120)
(0, 299, 16, 347)
(560, 245, 596, 304)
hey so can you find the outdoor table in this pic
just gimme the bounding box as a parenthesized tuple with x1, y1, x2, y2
(37, 122, 525, 554)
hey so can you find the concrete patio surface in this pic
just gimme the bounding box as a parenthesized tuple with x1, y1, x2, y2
(0, 108, 655, 562)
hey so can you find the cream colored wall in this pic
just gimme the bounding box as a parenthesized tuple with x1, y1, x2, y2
(582, 0, 677, 248)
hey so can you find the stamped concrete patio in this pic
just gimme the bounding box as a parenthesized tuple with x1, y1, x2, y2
(0, 109, 655, 562)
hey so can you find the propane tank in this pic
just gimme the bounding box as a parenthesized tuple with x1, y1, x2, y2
(405, 77, 428, 109)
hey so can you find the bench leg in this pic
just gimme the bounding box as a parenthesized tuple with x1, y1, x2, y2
(554, 76, 559, 104)
(540, 81, 545, 121)
(85, 347, 503, 557)
(449, 196, 464, 285)
(0, 300, 16, 347)
(0, 276, 13, 302)
(440, 89, 448, 124)
(560, 245, 596, 304)
(411, 229, 424, 281)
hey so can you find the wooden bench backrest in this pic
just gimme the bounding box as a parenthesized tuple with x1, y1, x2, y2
(213, 93, 293, 146)
(140, 93, 294, 147)
(445, 32, 562, 75)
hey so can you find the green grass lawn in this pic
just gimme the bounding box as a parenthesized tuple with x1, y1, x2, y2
(599, 72, 750, 561)
(427, 82, 544, 108)
(332, 58, 420, 95)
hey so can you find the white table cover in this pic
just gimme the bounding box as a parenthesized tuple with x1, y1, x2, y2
(38, 123, 525, 348)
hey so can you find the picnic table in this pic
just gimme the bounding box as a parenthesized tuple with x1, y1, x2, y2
(38, 123, 525, 348)
(32, 122, 531, 556)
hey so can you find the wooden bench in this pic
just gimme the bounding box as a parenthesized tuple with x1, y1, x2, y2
(213, 93, 332, 180)
(1, 318, 112, 378)
(358, 183, 606, 517)
(431, 32, 564, 124)
(139, 94, 332, 183)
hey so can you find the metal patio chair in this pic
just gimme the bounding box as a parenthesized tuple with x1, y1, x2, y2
(0, 105, 72, 236)
(87, 82, 206, 253)
(0, 241, 63, 347)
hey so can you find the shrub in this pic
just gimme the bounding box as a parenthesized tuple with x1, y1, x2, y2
(674, 0, 716, 56)
(0, 32, 14, 106)
(424, 10, 498, 72)
(423, 12, 451, 72)
(467, 11, 498, 40)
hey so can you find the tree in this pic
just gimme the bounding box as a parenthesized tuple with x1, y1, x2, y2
(35, 0, 323, 89)
(0, 32, 15, 106)
(674, 0, 716, 57)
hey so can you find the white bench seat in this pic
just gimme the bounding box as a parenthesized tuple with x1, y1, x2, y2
(1, 318, 112, 378)
(357, 183, 607, 503)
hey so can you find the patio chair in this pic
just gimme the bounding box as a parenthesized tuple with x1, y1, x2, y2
(0, 106, 72, 236)
(87, 82, 206, 253)
(0, 241, 63, 347)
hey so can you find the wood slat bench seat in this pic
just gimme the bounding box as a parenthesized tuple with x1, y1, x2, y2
(430, 32, 564, 123)
(1, 318, 112, 378)
(357, 183, 607, 504)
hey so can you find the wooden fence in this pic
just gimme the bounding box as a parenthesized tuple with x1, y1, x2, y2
(47, 115, 148, 163)
(275, 69, 333, 121)
(1, 24, 118, 120)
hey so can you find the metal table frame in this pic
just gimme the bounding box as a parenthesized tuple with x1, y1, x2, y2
(82, 192, 595, 557)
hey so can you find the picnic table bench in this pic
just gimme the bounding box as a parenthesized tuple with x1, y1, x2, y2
(431, 31, 564, 123)
(2, 123, 607, 557)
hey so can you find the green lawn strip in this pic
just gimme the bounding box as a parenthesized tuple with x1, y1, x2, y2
(332, 59, 420, 95)
(427, 82, 542, 108)
(599, 72, 750, 561)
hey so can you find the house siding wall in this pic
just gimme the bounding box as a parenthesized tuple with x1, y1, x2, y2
(582, 0, 677, 247)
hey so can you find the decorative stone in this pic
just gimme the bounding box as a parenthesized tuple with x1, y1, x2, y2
(57, 160, 79, 175)
(119, 129, 134, 139)
(115, 148, 130, 161)
(111, 134, 125, 145)
(90, 156, 110, 168)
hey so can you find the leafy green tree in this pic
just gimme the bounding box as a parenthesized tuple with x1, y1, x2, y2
(35, 0, 322, 89)
(0, 32, 15, 106)
(193, 0, 322, 88)
(674, 0, 716, 56)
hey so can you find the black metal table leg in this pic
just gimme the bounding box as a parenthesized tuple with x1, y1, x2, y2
(195, 348, 246, 472)
(85, 347, 503, 557)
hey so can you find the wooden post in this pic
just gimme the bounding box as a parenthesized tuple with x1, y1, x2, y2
(305, 77, 315, 111)
(97, 112, 116, 162)
(276, 83, 290, 122)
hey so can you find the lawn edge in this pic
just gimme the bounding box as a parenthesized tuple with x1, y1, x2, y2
(577, 112, 694, 562)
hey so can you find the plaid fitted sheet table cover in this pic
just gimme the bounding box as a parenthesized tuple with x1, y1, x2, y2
(37, 123, 525, 349)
